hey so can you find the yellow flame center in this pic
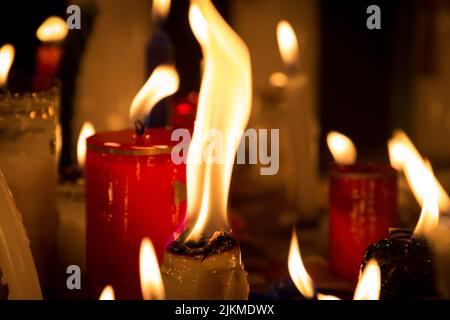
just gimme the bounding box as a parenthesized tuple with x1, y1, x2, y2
(36, 16, 68, 43)
(152, 0, 172, 22)
(277, 20, 299, 70)
(354, 259, 381, 300)
(139, 238, 165, 300)
(77, 122, 96, 169)
(326, 131, 357, 165)
(99, 285, 115, 300)
(0, 44, 15, 87)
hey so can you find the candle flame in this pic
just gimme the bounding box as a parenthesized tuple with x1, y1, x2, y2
(139, 237, 165, 300)
(99, 285, 115, 300)
(354, 259, 381, 300)
(326, 131, 357, 165)
(77, 122, 96, 169)
(0, 44, 15, 87)
(152, 0, 172, 23)
(288, 230, 315, 299)
(185, 0, 252, 241)
(269, 72, 288, 88)
(388, 130, 450, 213)
(36, 16, 68, 43)
(277, 20, 299, 71)
(129, 65, 179, 124)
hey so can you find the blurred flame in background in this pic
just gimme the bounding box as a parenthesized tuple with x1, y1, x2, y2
(99, 285, 115, 300)
(327, 131, 357, 165)
(139, 238, 165, 300)
(77, 122, 96, 169)
(353, 259, 381, 300)
(36, 16, 68, 43)
(0, 44, 15, 87)
(277, 20, 299, 71)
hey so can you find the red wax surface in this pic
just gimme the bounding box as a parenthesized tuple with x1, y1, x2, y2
(329, 163, 397, 283)
(170, 93, 198, 130)
(85, 129, 186, 300)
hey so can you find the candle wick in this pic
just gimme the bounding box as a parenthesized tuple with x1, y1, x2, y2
(134, 120, 145, 136)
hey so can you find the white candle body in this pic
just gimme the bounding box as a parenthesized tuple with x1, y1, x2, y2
(0, 171, 42, 299)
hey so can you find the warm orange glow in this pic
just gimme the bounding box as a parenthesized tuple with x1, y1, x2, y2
(288, 230, 315, 299)
(139, 238, 165, 300)
(317, 293, 341, 300)
(99, 285, 115, 300)
(326, 131, 357, 165)
(129, 65, 179, 123)
(185, 0, 252, 240)
(36, 16, 68, 43)
(269, 72, 288, 88)
(0, 44, 15, 87)
(354, 259, 381, 300)
(388, 130, 450, 213)
(152, 0, 172, 22)
(277, 20, 299, 69)
(414, 161, 440, 236)
(77, 122, 96, 169)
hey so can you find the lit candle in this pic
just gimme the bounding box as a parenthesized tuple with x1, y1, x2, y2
(0, 43, 15, 90)
(0, 170, 42, 299)
(276, 20, 319, 221)
(85, 64, 185, 300)
(327, 131, 397, 283)
(139, 237, 165, 300)
(34, 16, 68, 90)
(161, 0, 251, 300)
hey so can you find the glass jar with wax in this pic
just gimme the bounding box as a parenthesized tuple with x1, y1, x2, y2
(0, 81, 60, 292)
(85, 129, 186, 300)
(329, 163, 398, 283)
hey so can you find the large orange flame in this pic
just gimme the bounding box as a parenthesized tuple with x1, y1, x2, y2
(0, 44, 15, 87)
(139, 238, 165, 300)
(185, 0, 252, 241)
(326, 131, 357, 165)
(36, 16, 68, 43)
(388, 130, 450, 213)
(353, 259, 381, 300)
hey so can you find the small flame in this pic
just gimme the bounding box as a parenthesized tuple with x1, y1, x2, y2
(77, 122, 96, 169)
(277, 20, 299, 70)
(99, 285, 115, 300)
(326, 131, 357, 165)
(36, 16, 68, 43)
(288, 230, 315, 299)
(269, 72, 288, 88)
(152, 0, 172, 23)
(353, 259, 381, 300)
(0, 44, 15, 87)
(185, 0, 252, 240)
(139, 238, 165, 300)
(129, 65, 179, 124)
(388, 130, 450, 213)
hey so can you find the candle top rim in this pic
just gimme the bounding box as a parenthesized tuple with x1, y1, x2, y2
(330, 162, 397, 179)
(86, 128, 182, 156)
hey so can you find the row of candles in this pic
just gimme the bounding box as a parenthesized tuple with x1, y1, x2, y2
(0, 0, 449, 300)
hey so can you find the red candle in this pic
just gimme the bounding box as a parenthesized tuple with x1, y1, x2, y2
(85, 128, 186, 300)
(329, 163, 397, 283)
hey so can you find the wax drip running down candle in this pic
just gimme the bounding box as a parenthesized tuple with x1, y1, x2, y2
(0, 171, 42, 300)
(145, 0, 175, 127)
(276, 20, 319, 221)
(161, 0, 251, 300)
(0, 44, 15, 90)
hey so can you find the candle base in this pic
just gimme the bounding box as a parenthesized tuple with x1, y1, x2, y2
(361, 229, 437, 299)
(161, 231, 249, 300)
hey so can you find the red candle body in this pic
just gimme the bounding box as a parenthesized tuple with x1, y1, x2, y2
(329, 163, 397, 283)
(85, 129, 186, 299)
(34, 44, 62, 90)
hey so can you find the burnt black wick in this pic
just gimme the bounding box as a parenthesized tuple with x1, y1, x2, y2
(134, 120, 145, 136)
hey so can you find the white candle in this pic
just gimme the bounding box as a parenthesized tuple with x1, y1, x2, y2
(0, 170, 42, 299)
